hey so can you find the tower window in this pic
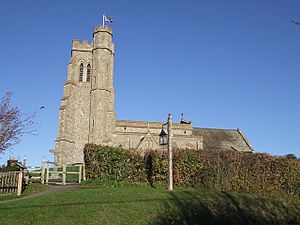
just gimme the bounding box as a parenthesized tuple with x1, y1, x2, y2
(86, 64, 91, 82)
(79, 63, 83, 82)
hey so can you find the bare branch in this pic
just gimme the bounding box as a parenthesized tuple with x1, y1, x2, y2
(0, 92, 39, 154)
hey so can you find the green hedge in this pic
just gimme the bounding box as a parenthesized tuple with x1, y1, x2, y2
(84, 144, 146, 182)
(84, 144, 300, 198)
(150, 150, 300, 198)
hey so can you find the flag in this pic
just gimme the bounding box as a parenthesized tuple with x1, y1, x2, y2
(104, 15, 113, 23)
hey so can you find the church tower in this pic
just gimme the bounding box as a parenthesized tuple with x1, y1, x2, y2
(89, 26, 116, 144)
(54, 25, 115, 164)
(54, 23, 253, 166)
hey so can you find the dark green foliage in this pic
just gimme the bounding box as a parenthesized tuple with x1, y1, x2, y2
(84, 144, 300, 199)
(0, 164, 20, 172)
(145, 151, 168, 186)
(84, 144, 146, 182)
(148, 149, 300, 198)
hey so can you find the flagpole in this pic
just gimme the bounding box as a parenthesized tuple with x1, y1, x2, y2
(102, 14, 105, 27)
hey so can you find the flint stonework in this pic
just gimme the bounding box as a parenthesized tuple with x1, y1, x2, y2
(54, 25, 254, 165)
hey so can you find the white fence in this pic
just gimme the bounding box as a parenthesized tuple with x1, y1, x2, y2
(0, 161, 85, 197)
(44, 161, 84, 185)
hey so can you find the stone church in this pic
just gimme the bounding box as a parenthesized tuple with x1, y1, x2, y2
(54, 25, 254, 165)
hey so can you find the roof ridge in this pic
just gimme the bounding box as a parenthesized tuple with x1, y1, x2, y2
(193, 127, 237, 131)
(236, 129, 254, 152)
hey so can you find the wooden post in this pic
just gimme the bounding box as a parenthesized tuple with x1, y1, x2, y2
(41, 159, 46, 184)
(167, 113, 173, 191)
(62, 164, 66, 185)
(78, 164, 82, 184)
(46, 162, 49, 185)
(17, 172, 23, 197)
(4, 173, 7, 194)
(83, 163, 86, 181)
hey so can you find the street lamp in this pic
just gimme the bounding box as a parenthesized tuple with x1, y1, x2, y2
(159, 128, 168, 145)
(159, 113, 173, 191)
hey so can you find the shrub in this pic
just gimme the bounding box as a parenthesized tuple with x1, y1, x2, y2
(84, 144, 146, 182)
(84, 144, 300, 199)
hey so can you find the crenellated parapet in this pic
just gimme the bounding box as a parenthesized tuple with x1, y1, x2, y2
(93, 25, 114, 54)
(72, 40, 93, 52)
(93, 25, 113, 35)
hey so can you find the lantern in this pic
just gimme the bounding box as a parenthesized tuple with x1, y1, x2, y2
(159, 128, 168, 145)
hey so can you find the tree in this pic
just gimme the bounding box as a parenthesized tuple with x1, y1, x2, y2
(0, 92, 38, 154)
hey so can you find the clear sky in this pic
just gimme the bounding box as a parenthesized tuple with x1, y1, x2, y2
(0, 0, 299, 165)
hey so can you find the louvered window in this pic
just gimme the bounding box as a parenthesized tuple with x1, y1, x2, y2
(79, 63, 83, 82)
(86, 64, 91, 82)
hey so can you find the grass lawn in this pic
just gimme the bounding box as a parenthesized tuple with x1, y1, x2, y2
(0, 183, 48, 202)
(0, 183, 299, 225)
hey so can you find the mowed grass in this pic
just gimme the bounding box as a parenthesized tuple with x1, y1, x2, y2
(0, 183, 299, 225)
(0, 183, 48, 201)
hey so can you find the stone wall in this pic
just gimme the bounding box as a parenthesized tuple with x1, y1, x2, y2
(113, 120, 203, 156)
(55, 38, 93, 164)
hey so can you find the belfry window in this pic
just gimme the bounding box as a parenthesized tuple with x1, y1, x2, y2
(79, 63, 83, 82)
(86, 64, 91, 82)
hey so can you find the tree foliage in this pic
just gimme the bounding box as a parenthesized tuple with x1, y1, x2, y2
(0, 92, 37, 154)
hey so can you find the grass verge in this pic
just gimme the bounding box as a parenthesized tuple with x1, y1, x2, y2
(0, 183, 48, 202)
(0, 183, 299, 225)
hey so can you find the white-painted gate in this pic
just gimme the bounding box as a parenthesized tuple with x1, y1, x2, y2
(29, 161, 85, 185)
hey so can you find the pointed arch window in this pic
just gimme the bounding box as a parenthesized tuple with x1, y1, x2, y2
(79, 63, 83, 82)
(86, 64, 91, 82)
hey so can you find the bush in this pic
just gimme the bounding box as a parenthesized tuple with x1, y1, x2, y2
(0, 163, 21, 172)
(84, 144, 300, 199)
(84, 144, 146, 182)
(146, 149, 300, 198)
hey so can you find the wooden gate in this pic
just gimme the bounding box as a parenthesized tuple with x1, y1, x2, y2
(0, 161, 85, 197)
(27, 160, 84, 185)
(0, 171, 23, 196)
(44, 161, 85, 185)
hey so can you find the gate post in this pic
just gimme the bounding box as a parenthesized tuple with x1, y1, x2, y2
(46, 162, 50, 185)
(62, 164, 66, 185)
(40, 159, 46, 184)
(78, 164, 82, 184)
(17, 172, 23, 197)
(83, 163, 86, 181)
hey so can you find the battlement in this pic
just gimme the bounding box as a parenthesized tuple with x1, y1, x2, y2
(93, 25, 113, 35)
(72, 40, 93, 51)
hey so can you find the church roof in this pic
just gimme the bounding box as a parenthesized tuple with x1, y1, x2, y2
(193, 127, 254, 152)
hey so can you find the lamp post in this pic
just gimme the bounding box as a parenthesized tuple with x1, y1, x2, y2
(159, 113, 173, 191)
(167, 113, 173, 191)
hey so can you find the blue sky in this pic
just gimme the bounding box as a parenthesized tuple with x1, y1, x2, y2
(0, 0, 300, 165)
